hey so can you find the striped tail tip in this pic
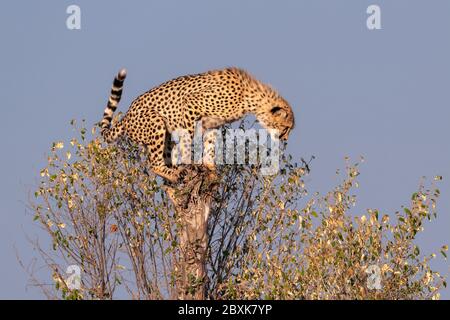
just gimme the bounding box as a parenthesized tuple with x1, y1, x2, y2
(118, 68, 127, 80)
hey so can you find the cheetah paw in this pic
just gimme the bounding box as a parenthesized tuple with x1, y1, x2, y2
(177, 167, 189, 184)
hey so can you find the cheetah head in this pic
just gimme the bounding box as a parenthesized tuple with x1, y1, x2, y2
(256, 96, 295, 141)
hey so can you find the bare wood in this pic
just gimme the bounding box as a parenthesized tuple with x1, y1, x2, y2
(164, 167, 218, 300)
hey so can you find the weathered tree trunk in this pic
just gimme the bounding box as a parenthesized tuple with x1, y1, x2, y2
(164, 167, 217, 300)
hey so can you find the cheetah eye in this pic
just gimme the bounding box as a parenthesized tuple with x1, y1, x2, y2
(270, 106, 282, 114)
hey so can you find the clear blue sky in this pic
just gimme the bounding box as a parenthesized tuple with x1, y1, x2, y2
(0, 0, 449, 299)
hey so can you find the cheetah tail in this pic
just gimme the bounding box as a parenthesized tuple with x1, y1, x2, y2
(100, 68, 127, 142)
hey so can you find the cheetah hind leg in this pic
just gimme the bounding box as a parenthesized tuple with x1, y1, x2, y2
(148, 143, 187, 184)
(151, 165, 185, 184)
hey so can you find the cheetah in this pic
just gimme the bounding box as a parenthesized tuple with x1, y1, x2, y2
(100, 67, 295, 183)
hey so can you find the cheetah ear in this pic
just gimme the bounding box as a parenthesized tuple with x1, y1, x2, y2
(270, 106, 286, 117)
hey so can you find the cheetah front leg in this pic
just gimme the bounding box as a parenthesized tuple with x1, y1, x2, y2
(203, 129, 217, 172)
(177, 127, 194, 166)
(176, 126, 218, 182)
(201, 116, 224, 178)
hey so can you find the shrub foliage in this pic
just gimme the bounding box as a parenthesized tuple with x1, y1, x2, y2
(29, 121, 447, 299)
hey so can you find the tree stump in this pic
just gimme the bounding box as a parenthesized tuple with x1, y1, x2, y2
(164, 166, 218, 300)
